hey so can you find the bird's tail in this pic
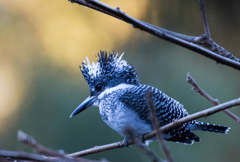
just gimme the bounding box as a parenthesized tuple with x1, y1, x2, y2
(189, 121, 230, 134)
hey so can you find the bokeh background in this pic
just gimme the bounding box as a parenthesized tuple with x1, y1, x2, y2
(0, 0, 240, 161)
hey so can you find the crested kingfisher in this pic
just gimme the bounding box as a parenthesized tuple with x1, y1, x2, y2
(70, 51, 230, 145)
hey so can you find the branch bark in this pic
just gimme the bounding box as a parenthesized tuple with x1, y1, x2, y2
(199, 0, 211, 39)
(68, 0, 240, 69)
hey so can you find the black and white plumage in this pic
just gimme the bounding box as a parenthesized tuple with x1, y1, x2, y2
(70, 51, 230, 145)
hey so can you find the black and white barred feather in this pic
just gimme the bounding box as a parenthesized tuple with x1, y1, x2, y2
(119, 84, 229, 144)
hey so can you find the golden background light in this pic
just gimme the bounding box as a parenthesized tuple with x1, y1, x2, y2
(0, 0, 148, 132)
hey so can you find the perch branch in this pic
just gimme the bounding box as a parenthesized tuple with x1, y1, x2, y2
(186, 72, 240, 123)
(124, 127, 164, 162)
(68, 97, 240, 157)
(68, 0, 240, 69)
(146, 89, 173, 162)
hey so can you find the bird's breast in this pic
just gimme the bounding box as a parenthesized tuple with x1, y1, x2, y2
(99, 97, 152, 138)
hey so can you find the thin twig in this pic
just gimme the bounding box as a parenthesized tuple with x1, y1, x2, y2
(68, 0, 240, 68)
(199, 0, 211, 39)
(16, 130, 101, 162)
(0, 149, 102, 162)
(146, 89, 173, 162)
(124, 127, 164, 162)
(196, 0, 239, 61)
(0, 150, 47, 161)
(68, 97, 240, 157)
(18, 130, 67, 158)
(186, 72, 240, 124)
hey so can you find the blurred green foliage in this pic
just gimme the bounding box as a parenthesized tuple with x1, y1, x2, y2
(0, 0, 240, 162)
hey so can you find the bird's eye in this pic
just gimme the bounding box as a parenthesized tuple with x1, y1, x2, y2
(95, 83, 102, 91)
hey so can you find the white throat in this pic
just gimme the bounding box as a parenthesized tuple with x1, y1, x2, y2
(98, 83, 135, 100)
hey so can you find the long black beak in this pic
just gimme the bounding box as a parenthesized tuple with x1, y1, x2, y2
(70, 96, 97, 118)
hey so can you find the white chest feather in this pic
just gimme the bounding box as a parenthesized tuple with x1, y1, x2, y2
(96, 83, 153, 139)
(99, 100, 152, 138)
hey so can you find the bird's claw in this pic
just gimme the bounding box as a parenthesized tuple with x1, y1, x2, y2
(139, 135, 145, 144)
(123, 138, 130, 148)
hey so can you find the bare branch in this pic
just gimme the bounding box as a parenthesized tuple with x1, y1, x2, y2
(124, 127, 164, 162)
(68, 97, 240, 157)
(199, 0, 211, 39)
(0, 150, 47, 161)
(18, 130, 67, 158)
(146, 89, 173, 162)
(196, 0, 239, 61)
(222, 110, 240, 124)
(186, 72, 240, 123)
(16, 130, 101, 162)
(68, 0, 240, 69)
(0, 149, 102, 162)
(67, 141, 125, 157)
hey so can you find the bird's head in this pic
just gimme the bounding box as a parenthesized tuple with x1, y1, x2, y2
(70, 50, 139, 118)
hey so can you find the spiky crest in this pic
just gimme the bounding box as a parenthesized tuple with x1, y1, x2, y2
(80, 51, 140, 88)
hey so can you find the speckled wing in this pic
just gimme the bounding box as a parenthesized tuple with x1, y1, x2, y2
(119, 84, 187, 124)
(119, 84, 200, 144)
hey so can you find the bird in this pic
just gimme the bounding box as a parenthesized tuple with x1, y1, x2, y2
(70, 50, 230, 145)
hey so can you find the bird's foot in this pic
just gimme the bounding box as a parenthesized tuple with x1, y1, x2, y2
(122, 138, 130, 148)
(139, 135, 145, 144)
